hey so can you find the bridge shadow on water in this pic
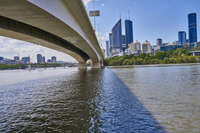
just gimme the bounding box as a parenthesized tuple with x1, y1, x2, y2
(0, 68, 167, 133)
(67, 68, 167, 133)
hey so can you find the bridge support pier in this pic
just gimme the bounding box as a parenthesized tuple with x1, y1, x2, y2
(92, 62, 104, 69)
(78, 63, 87, 69)
(78, 60, 104, 69)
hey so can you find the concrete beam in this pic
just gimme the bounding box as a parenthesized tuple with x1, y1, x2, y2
(0, 15, 88, 63)
(0, 0, 104, 65)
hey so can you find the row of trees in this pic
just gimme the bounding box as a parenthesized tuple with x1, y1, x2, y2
(0, 64, 26, 70)
(0, 63, 64, 70)
(104, 48, 200, 66)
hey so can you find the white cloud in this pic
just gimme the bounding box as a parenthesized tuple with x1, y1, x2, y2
(0, 0, 106, 62)
(0, 36, 77, 63)
(95, 31, 109, 49)
(101, 3, 105, 7)
(82, 0, 93, 6)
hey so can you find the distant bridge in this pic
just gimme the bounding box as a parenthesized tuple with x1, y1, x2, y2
(0, 0, 104, 68)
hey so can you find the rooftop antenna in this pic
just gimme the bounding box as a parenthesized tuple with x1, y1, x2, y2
(89, 0, 100, 32)
(128, 9, 130, 20)
(93, 0, 96, 31)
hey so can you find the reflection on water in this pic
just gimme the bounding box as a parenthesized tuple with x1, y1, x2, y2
(113, 65, 200, 133)
(0, 68, 166, 133)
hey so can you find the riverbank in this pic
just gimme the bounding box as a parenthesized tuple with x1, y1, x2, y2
(0, 63, 68, 70)
(0, 64, 26, 70)
(105, 49, 200, 66)
(109, 63, 200, 68)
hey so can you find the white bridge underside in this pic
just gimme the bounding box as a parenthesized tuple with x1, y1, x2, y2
(0, 0, 103, 65)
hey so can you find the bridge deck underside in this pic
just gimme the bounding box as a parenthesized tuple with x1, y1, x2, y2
(0, 0, 103, 64)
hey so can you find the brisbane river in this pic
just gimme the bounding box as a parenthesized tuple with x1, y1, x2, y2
(0, 65, 200, 133)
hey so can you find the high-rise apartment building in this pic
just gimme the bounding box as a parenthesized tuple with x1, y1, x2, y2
(112, 19, 122, 50)
(188, 13, 197, 44)
(125, 20, 133, 48)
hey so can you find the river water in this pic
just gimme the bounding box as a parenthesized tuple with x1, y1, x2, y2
(0, 65, 200, 133)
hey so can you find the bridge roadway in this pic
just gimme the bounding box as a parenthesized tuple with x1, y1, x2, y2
(0, 0, 104, 68)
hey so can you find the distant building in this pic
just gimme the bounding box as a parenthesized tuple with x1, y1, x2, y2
(51, 56, 56, 63)
(122, 35, 126, 45)
(21, 57, 30, 64)
(14, 56, 20, 61)
(37, 54, 43, 64)
(156, 38, 163, 47)
(42, 56, 45, 63)
(172, 41, 179, 46)
(112, 19, 122, 50)
(111, 49, 121, 56)
(0, 57, 4, 64)
(47, 59, 52, 63)
(0, 57, 3, 61)
(162, 43, 169, 47)
(160, 45, 183, 52)
(109, 33, 112, 47)
(125, 20, 133, 48)
(142, 40, 152, 54)
(122, 35, 126, 53)
(106, 41, 110, 57)
(178, 31, 187, 46)
(188, 13, 197, 44)
(190, 51, 200, 56)
(128, 41, 141, 55)
(153, 45, 160, 54)
(197, 42, 200, 47)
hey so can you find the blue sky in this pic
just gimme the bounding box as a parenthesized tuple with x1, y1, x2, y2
(86, 0, 200, 45)
(0, 0, 200, 62)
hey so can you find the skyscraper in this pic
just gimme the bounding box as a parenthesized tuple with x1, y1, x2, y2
(109, 33, 112, 47)
(156, 38, 162, 46)
(188, 13, 197, 44)
(178, 31, 187, 46)
(14, 56, 20, 61)
(0, 57, 4, 61)
(122, 35, 126, 45)
(106, 41, 110, 57)
(51, 56, 57, 63)
(37, 54, 43, 64)
(42, 56, 46, 63)
(125, 20, 133, 48)
(112, 19, 122, 50)
(21, 57, 30, 64)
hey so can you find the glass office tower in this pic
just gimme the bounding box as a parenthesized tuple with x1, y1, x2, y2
(112, 19, 122, 50)
(125, 20, 133, 48)
(188, 13, 197, 44)
(109, 33, 112, 47)
(178, 31, 187, 46)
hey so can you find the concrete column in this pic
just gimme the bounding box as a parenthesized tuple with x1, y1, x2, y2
(78, 63, 87, 69)
(92, 62, 104, 69)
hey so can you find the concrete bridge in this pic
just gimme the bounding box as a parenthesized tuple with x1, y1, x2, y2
(0, 0, 104, 68)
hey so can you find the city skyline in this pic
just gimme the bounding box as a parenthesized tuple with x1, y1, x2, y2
(86, 0, 200, 45)
(0, 0, 200, 62)
(0, 51, 63, 64)
(0, 36, 77, 63)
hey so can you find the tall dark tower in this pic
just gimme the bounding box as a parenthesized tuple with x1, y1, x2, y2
(178, 31, 187, 46)
(156, 38, 163, 46)
(188, 13, 197, 44)
(112, 19, 122, 50)
(125, 20, 133, 48)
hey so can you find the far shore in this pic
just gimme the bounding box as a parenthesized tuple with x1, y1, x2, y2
(108, 63, 200, 69)
(0, 64, 72, 71)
